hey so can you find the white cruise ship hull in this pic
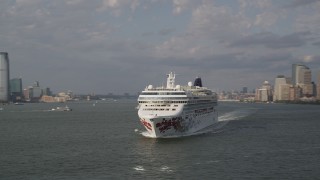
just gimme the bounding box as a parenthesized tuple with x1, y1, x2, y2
(139, 111, 218, 138)
(137, 72, 218, 138)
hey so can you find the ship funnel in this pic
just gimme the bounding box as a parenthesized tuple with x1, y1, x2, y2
(194, 77, 202, 87)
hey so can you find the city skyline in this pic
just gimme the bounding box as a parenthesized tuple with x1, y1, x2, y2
(6, 57, 320, 96)
(3, 57, 320, 103)
(254, 63, 320, 102)
(11, 62, 320, 95)
(1, 1, 320, 94)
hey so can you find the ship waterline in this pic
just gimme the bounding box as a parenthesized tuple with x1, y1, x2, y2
(137, 72, 218, 138)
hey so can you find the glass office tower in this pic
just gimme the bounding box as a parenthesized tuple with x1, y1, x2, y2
(0, 52, 10, 103)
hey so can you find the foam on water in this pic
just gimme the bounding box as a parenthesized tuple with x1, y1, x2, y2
(218, 108, 257, 122)
(133, 166, 145, 171)
(140, 131, 155, 138)
(138, 128, 215, 139)
(139, 129, 212, 138)
(160, 166, 173, 172)
(210, 108, 257, 133)
(133, 165, 174, 173)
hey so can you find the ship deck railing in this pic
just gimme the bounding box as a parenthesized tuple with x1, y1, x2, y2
(145, 85, 209, 91)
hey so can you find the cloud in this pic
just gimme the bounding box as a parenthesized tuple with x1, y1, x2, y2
(229, 31, 311, 49)
(141, 32, 154, 37)
(293, 3, 320, 35)
(15, 0, 43, 6)
(189, 1, 251, 40)
(302, 55, 320, 63)
(283, 0, 320, 8)
(97, 0, 141, 14)
(238, 0, 272, 9)
(158, 28, 175, 36)
(154, 1, 251, 58)
(1, 1, 320, 93)
(172, 0, 194, 14)
(313, 41, 320, 47)
(66, 0, 85, 5)
(254, 11, 283, 29)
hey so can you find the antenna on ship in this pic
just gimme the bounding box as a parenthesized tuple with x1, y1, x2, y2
(166, 72, 175, 89)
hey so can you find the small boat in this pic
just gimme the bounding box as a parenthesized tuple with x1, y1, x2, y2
(51, 105, 72, 111)
(14, 102, 24, 105)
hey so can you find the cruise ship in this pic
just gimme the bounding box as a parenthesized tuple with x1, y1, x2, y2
(137, 72, 218, 138)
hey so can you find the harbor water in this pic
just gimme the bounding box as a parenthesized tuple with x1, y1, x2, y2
(1, 100, 320, 179)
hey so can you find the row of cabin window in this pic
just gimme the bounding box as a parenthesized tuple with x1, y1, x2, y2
(142, 108, 176, 111)
(139, 97, 214, 100)
(145, 104, 178, 107)
(138, 97, 187, 100)
(141, 92, 186, 95)
(138, 100, 212, 104)
(138, 101, 187, 104)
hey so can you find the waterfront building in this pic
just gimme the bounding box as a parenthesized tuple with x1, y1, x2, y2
(312, 82, 316, 97)
(242, 87, 248, 94)
(10, 78, 23, 102)
(67, 90, 74, 99)
(40, 95, 56, 103)
(273, 75, 291, 101)
(42, 87, 52, 96)
(23, 88, 30, 101)
(55, 93, 70, 102)
(255, 81, 272, 102)
(41, 91, 71, 103)
(32, 81, 42, 101)
(27, 86, 34, 100)
(289, 85, 302, 101)
(255, 88, 268, 102)
(34, 81, 39, 87)
(317, 71, 320, 100)
(0, 52, 10, 103)
(292, 64, 313, 96)
(301, 84, 313, 97)
(292, 64, 308, 85)
(33, 86, 42, 98)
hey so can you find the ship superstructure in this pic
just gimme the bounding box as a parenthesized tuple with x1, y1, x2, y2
(137, 72, 218, 138)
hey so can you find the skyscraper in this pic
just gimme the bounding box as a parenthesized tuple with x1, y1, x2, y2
(317, 71, 320, 100)
(0, 52, 10, 103)
(292, 64, 313, 96)
(273, 75, 290, 101)
(292, 64, 311, 85)
(255, 81, 272, 102)
(10, 78, 23, 102)
(242, 87, 248, 94)
(32, 81, 42, 102)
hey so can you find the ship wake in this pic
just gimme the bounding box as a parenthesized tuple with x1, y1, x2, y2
(218, 108, 256, 122)
(209, 108, 257, 134)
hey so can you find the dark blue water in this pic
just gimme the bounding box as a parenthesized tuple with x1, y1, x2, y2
(1, 101, 320, 179)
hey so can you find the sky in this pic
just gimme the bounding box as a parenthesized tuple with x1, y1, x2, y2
(1, 0, 320, 94)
